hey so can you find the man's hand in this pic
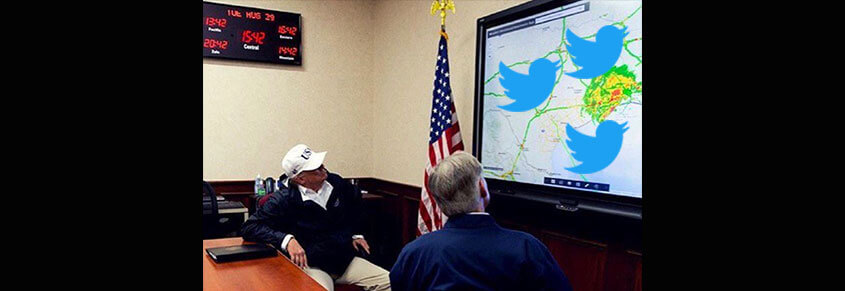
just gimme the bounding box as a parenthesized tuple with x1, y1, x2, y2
(352, 238, 370, 255)
(287, 238, 309, 268)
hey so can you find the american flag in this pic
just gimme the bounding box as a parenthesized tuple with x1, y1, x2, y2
(419, 30, 464, 235)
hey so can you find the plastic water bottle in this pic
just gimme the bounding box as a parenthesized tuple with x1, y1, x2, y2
(255, 174, 266, 196)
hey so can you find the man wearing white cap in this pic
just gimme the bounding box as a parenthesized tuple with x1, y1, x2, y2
(242, 144, 391, 291)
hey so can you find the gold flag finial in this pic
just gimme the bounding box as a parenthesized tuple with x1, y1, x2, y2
(430, 0, 456, 29)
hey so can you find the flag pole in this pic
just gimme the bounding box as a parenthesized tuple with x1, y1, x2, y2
(420, 0, 460, 236)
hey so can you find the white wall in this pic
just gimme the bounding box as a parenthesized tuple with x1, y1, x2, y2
(203, 0, 529, 187)
(203, 0, 376, 180)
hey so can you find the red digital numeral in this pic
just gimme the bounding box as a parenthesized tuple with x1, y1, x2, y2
(242, 30, 266, 45)
(204, 39, 229, 50)
(205, 17, 227, 28)
(278, 25, 298, 36)
(264, 13, 275, 22)
(278, 46, 298, 56)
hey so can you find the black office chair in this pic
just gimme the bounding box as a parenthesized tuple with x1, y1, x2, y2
(203, 181, 243, 239)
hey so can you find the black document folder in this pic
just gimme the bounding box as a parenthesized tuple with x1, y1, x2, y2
(206, 244, 278, 263)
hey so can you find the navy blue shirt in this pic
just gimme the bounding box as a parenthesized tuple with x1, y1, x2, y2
(390, 214, 572, 291)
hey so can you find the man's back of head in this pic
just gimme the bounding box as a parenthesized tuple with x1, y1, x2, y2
(428, 151, 484, 216)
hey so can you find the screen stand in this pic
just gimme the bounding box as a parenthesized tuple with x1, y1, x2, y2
(555, 199, 579, 212)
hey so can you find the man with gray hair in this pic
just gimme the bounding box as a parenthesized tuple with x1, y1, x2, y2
(389, 151, 572, 291)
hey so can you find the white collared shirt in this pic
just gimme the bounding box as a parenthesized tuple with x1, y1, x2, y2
(298, 180, 333, 210)
(468, 212, 490, 215)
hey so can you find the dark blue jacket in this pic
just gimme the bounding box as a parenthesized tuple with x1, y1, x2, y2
(390, 214, 572, 291)
(241, 173, 363, 275)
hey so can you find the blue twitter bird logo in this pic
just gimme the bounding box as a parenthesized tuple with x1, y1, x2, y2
(565, 120, 629, 174)
(565, 25, 628, 79)
(498, 58, 561, 112)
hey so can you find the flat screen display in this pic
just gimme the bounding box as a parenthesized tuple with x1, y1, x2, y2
(476, 0, 642, 201)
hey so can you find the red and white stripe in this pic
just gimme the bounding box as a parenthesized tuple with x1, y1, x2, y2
(419, 104, 464, 235)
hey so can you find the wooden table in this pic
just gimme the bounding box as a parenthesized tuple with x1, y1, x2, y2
(203, 237, 326, 291)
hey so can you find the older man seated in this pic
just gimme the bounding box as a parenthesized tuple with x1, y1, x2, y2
(389, 151, 572, 291)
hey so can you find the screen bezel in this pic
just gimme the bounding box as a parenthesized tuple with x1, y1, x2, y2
(471, 0, 642, 217)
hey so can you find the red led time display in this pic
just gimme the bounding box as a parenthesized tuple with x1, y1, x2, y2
(205, 17, 227, 28)
(278, 47, 298, 56)
(203, 1, 301, 65)
(278, 25, 298, 36)
(242, 30, 266, 45)
(203, 39, 229, 50)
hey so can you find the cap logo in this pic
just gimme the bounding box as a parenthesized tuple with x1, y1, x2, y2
(301, 148, 312, 160)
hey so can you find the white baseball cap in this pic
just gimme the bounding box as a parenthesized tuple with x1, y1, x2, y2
(281, 144, 327, 187)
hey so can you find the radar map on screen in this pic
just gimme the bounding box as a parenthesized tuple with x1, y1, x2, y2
(481, 1, 642, 198)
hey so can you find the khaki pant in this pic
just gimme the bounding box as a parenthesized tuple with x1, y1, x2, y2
(303, 257, 391, 291)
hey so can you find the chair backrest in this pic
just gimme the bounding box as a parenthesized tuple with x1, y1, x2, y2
(258, 192, 273, 208)
(258, 178, 288, 208)
(203, 181, 218, 216)
(203, 181, 242, 239)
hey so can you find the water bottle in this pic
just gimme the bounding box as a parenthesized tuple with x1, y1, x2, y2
(255, 174, 266, 196)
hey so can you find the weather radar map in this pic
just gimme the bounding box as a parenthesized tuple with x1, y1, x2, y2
(481, 1, 642, 198)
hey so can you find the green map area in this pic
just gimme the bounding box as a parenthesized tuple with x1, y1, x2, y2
(581, 64, 642, 124)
